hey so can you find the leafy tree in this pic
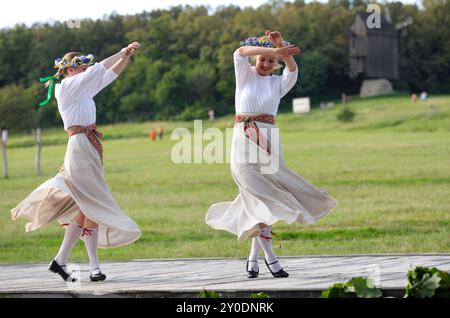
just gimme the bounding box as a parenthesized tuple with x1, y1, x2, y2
(0, 1, 449, 129)
(0, 85, 36, 132)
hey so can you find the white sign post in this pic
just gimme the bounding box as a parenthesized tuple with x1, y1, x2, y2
(292, 97, 311, 114)
(1, 129, 9, 178)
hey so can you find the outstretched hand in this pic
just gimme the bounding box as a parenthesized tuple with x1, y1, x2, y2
(275, 45, 300, 59)
(121, 42, 141, 58)
(265, 30, 283, 48)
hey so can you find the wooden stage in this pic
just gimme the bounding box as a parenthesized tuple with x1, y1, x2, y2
(1, 254, 449, 298)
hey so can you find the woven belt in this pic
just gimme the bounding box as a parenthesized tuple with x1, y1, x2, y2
(67, 124, 104, 164)
(234, 114, 274, 154)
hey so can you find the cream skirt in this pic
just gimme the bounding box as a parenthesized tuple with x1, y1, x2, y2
(205, 121, 337, 241)
(11, 133, 141, 248)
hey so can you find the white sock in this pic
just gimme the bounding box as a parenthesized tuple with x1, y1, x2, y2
(257, 226, 283, 273)
(247, 238, 261, 272)
(54, 221, 83, 266)
(82, 228, 101, 274)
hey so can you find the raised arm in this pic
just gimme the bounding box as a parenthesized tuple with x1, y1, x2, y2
(237, 45, 299, 60)
(281, 53, 297, 72)
(266, 30, 299, 72)
(100, 51, 122, 69)
(111, 42, 141, 76)
(63, 42, 141, 97)
(102, 42, 140, 70)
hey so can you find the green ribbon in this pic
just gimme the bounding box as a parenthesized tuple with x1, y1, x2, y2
(38, 76, 55, 106)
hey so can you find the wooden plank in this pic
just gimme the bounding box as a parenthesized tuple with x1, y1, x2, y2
(0, 255, 449, 297)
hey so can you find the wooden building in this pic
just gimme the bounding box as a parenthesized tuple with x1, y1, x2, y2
(349, 12, 399, 80)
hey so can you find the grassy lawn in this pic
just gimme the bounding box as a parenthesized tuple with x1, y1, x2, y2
(0, 94, 449, 263)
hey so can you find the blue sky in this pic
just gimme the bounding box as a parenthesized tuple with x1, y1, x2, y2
(1, 0, 422, 29)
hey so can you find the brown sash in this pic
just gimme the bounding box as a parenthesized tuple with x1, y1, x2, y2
(234, 114, 275, 154)
(67, 124, 104, 164)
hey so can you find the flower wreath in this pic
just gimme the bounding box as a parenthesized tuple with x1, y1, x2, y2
(240, 36, 290, 48)
(54, 54, 95, 70)
(38, 53, 95, 106)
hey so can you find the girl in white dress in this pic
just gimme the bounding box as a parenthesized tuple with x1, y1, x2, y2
(11, 42, 142, 282)
(205, 31, 337, 278)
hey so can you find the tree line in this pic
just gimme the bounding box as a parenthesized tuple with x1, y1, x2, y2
(0, 0, 449, 131)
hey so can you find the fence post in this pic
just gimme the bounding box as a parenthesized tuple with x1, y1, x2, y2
(1, 129, 9, 178)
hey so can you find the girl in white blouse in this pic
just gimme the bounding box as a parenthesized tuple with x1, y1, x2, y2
(206, 31, 337, 278)
(11, 43, 142, 283)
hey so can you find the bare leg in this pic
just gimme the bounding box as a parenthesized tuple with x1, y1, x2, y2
(83, 217, 98, 229)
(75, 211, 85, 226)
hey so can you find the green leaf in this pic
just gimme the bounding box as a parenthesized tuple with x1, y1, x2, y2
(405, 266, 449, 298)
(417, 273, 441, 298)
(321, 283, 349, 298)
(435, 268, 450, 289)
(406, 272, 441, 298)
(348, 277, 382, 298)
(200, 289, 221, 298)
(249, 292, 269, 298)
(322, 277, 382, 298)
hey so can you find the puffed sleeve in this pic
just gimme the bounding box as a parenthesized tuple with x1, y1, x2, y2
(234, 48, 251, 88)
(279, 63, 298, 97)
(63, 63, 118, 97)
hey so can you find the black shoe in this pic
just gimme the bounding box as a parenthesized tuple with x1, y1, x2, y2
(246, 260, 259, 278)
(264, 259, 289, 278)
(89, 269, 106, 282)
(48, 260, 77, 282)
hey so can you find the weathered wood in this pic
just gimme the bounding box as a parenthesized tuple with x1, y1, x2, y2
(349, 12, 399, 79)
(1, 129, 8, 178)
(0, 254, 449, 298)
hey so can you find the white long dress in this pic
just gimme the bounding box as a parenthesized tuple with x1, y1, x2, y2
(205, 50, 337, 241)
(11, 63, 141, 248)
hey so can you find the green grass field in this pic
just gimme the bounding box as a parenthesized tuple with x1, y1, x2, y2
(1, 94, 449, 263)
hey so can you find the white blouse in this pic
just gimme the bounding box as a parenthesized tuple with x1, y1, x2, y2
(234, 49, 298, 115)
(55, 63, 118, 130)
